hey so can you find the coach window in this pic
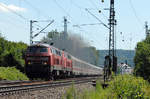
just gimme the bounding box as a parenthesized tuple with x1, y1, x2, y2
(52, 49, 56, 55)
(55, 50, 58, 55)
(50, 48, 52, 53)
(54, 49, 57, 55)
(68, 55, 71, 59)
(58, 51, 61, 56)
(51, 48, 53, 53)
(53, 49, 56, 54)
(52, 49, 54, 54)
(59, 51, 62, 56)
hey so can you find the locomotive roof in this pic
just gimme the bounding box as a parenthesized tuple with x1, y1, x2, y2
(30, 43, 51, 47)
(29, 43, 63, 52)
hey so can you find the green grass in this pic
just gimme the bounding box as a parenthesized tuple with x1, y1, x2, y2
(0, 67, 29, 80)
(64, 75, 150, 99)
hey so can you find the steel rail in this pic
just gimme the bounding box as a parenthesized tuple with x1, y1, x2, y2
(0, 77, 100, 96)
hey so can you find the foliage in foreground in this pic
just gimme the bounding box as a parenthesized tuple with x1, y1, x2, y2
(64, 75, 150, 99)
(0, 67, 29, 80)
(134, 36, 150, 81)
(0, 34, 27, 72)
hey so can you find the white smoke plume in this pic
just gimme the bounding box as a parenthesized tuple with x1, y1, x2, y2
(42, 31, 98, 65)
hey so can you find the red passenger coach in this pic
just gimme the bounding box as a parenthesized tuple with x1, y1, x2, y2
(25, 43, 72, 80)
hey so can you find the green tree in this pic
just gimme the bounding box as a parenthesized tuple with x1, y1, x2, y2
(90, 46, 99, 65)
(42, 29, 60, 43)
(134, 36, 150, 81)
(0, 33, 27, 72)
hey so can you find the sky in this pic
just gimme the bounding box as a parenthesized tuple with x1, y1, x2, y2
(0, 0, 149, 50)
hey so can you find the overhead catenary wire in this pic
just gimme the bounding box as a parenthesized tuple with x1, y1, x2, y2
(70, 0, 84, 9)
(0, 2, 55, 42)
(128, 0, 144, 47)
(0, 2, 43, 30)
(52, 0, 73, 20)
(88, 0, 108, 20)
(73, 24, 107, 49)
(70, 0, 87, 18)
(33, 20, 54, 38)
(22, 0, 50, 19)
(69, 0, 96, 27)
(85, 8, 109, 29)
(70, 0, 108, 21)
(73, 23, 103, 27)
(0, 2, 52, 30)
(0, 3, 29, 21)
(129, 0, 143, 26)
(69, 1, 109, 49)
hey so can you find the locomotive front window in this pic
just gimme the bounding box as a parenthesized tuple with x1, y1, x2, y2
(40, 48, 48, 52)
(27, 47, 48, 53)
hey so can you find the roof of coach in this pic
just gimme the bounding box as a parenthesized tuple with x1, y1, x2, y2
(71, 55, 102, 69)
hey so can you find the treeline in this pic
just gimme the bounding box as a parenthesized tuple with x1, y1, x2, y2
(134, 36, 150, 82)
(98, 50, 135, 67)
(0, 34, 27, 72)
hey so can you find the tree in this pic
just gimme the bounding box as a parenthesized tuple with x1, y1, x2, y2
(0, 33, 27, 72)
(42, 30, 60, 43)
(134, 36, 150, 81)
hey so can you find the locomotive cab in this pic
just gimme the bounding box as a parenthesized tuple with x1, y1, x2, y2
(25, 44, 51, 79)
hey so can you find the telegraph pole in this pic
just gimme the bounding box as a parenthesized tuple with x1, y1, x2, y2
(64, 17, 68, 39)
(108, 0, 117, 75)
(30, 20, 54, 45)
(62, 17, 68, 51)
(104, 0, 117, 82)
(30, 20, 38, 45)
(145, 21, 149, 38)
(30, 20, 33, 45)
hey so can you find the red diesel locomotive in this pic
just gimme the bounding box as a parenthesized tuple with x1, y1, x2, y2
(25, 43, 102, 80)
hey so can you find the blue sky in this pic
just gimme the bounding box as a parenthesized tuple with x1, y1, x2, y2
(0, 0, 149, 50)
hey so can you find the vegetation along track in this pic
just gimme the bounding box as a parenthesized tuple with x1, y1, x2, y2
(0, 76, 101, 96)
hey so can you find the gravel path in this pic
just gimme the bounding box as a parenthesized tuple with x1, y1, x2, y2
(1, 82, 94, 99)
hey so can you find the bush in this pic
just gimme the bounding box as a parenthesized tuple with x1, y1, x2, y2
(64, 75, 150, 99)
(63, 83, 79, 99)
(108, 75, 150, 98)
(0, 67, 29, 80)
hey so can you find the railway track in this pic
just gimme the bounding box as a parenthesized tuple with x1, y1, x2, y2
(0, 76, 100, 96)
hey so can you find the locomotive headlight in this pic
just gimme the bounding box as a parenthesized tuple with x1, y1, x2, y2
(43, 62, 47, 65)
(28, 61, 31, 65)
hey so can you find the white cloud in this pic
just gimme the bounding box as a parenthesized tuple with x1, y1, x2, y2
(0, 3, 26, 12)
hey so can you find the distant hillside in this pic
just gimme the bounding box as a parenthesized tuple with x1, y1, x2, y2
(98, 50, 135, 67)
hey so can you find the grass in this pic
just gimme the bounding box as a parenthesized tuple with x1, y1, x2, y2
(64, 75, 150, 99)
(0, 67, 29, 80)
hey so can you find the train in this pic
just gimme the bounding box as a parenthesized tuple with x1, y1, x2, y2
(25, 43, 103, 80)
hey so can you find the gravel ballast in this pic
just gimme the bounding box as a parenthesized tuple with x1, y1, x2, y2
(1, 82, 95, 99)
